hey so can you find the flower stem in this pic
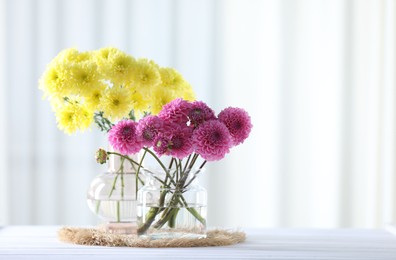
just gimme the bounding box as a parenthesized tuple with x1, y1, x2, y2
(178, 159, 183, 181)
(119, 158, 125, 222)
(143, 148, 178, 186)
(108, 173, 120, 198)
(153, 203, 179, 229)
(199, 160, 207, 170)
(184, 161, 207, 188)
(107, 151, 145, 185)
(143, 148, 168, 173)
(183, 154, 192, 172)
(152, 173, 190, 229)
(178, 195, 206, 226)
(187, 153, 199, 171)
(136, 150, 147, 197)
(107, 157, 125, 223)
(137, 190, 168, 235)
(168, 208, 180, 228)
(107, 151, 141, 167)
(95, 201, 101, 214)
(137, 207, 159, 235)
(116, 201, 121, 222)
(175, 161, 180, 183)
(168, 158, 175, 170)
(121, 172, 124, 197)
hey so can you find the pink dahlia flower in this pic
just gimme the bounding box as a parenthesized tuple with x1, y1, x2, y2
(153, 134, 171, 157)
(188, 101, 216, 128)
(158, 98, 191, 125)
(108, 120, 143, 155)
(153, 123, 194, 159)
(218, 107, 252, 146)
(136, 115, 163, 147)
(192, 120, 232, 161)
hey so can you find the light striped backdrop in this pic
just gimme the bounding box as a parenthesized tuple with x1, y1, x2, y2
(1, 0, 396, 228)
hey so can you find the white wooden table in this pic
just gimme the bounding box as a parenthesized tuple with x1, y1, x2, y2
(0, 226, 396, 259)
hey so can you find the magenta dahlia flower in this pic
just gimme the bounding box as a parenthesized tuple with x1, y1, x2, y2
(136, 115, 163, 147)
(153, 134, 172, 156)
(153, 123, 194, 159)
(188, 101, 216, 128)
(192, 120, 232, 161)
(108, 120, 143, 155)
(158, 98, 191, 125)
(218, 107, 252, 146)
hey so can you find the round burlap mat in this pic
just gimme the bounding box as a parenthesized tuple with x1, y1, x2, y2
(58, 227, 245, 248)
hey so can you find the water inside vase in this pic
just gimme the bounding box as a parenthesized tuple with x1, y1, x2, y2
(137, 204, 207, 239)
(87, 199, 137, 222)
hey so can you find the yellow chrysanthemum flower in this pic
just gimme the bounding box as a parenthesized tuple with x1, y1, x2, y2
(39, 62, 74, 98)
(68, 61, 101, 97)
(40, 49, 96, 99)
(157, 67, 195, 101)
(100, 86, 133, 120)
(158, 67, 189, 91)
(175, 81, 196, 101)
(54, 48, 92, 63)
(130, 91, 150, 118)
(94, 47, 124, 63)
(55, 101, 93, 135)
(159, 67, 181, 90)
(84, 83, 107, 112)
(129, 59, 161, 93)
(149, 87, 178, 115)
(94, 48, 135, 86)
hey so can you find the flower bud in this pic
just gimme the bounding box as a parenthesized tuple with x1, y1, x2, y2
(95, 148, 108, 164)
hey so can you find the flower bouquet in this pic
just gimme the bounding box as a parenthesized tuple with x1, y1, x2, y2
(100, 98, 252, 238)
(39, 47, 195, 231)
(39, 47, 253, 238)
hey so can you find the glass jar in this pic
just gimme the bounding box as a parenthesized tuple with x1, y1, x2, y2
(87, 148, 143, 234)
(137, 168, 207, 239)
(87, 172, 143, 234)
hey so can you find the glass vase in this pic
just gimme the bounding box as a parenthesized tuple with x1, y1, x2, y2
(87, 147, 143, 234)
(137, 168, 207, 239)
(87, 172, 142, 234)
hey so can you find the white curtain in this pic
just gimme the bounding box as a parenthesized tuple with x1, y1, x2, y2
(1, 0, 395, 228)
(0, 0, 8, 225)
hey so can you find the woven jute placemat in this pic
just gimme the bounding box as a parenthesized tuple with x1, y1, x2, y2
(58, 227, 246, 248)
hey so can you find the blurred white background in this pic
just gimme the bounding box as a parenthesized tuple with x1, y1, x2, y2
(1, 0, 396, 228)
